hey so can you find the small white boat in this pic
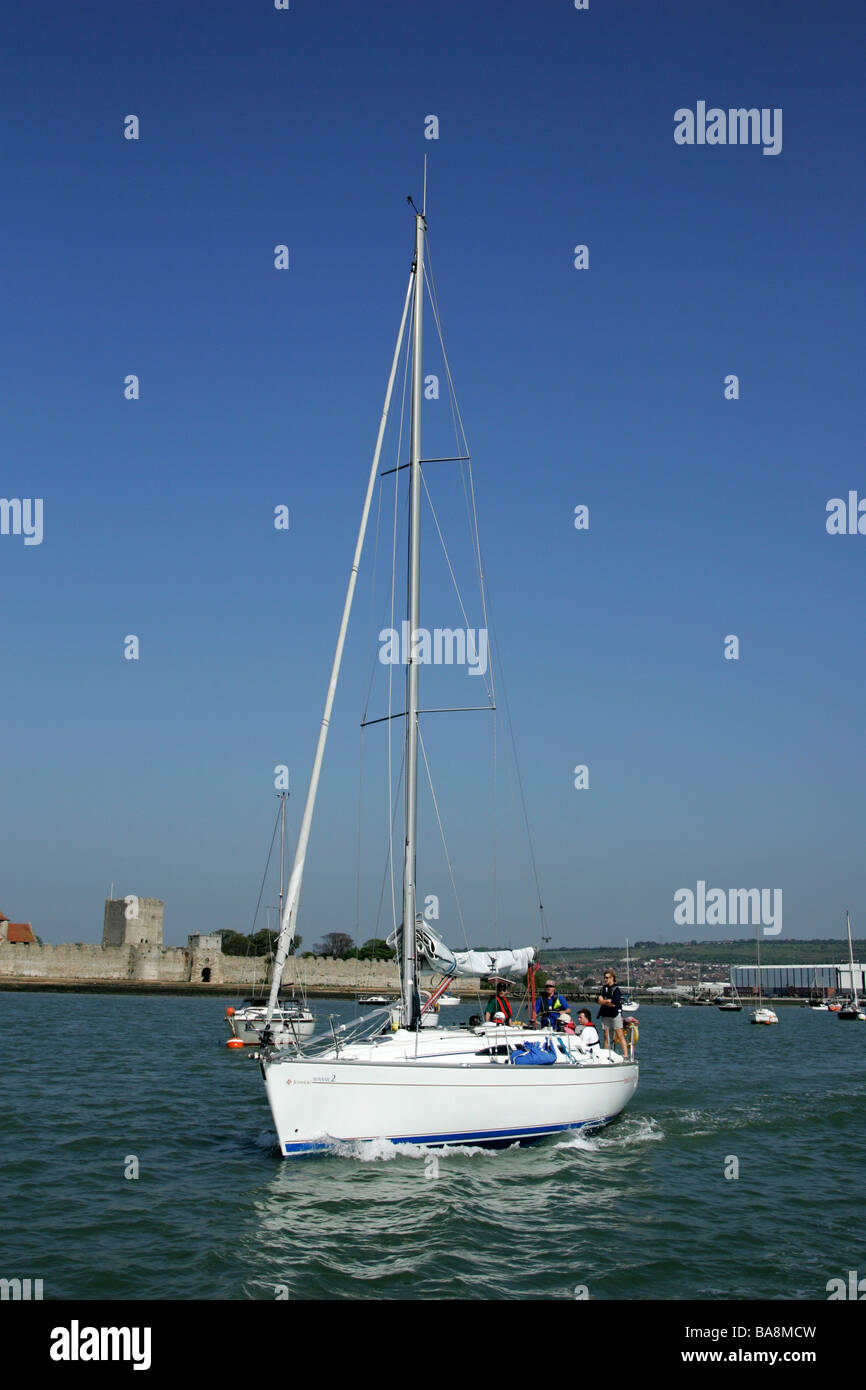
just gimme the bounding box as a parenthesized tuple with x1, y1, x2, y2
(749, 925, 778, 1025)
(226, 794, 316, 1046)
(750, 1006, 779, 1025)
(837, 912, 866, 1021)
(358, 995, 395, 1006)
(227, 999, 315, 1045)
(438, 992, 460, 1006)
(620, 939, 639, 1011)
(671, 1000, 683, 1008)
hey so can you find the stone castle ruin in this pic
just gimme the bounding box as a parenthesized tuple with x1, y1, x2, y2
(0, 897, 263, 987)
(0, 897, 405, 993)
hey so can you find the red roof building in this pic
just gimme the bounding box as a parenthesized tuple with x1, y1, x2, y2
(7, 923, 36, 944)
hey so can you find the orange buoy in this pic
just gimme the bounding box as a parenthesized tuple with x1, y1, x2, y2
(226, 1037, 245, 1049)
(225, 1006, 235, 1017)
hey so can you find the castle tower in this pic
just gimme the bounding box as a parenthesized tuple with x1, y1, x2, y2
(188, 932, 223, 984)
(102, 897, 164, 948)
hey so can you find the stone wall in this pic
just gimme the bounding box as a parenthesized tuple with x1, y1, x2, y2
(0, 941, 479, 994)
(0, 943, 131, 980)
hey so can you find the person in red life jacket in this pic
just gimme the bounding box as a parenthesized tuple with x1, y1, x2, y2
(484, 981, 512, 1023)
(558, 1011, 577, 1034)
(574, 1008, 600, 1053)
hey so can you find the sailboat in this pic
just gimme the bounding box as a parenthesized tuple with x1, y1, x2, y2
(804, 969, 830, 1010)
(257, 193, 639, 1155)
(750, 923, 778, 1025)
(717, 978, 742, 1012)
(837, 911, 866, 1021)
(620, 938, 639, 1011)
(671, 965, 682, 1005)
(226, 793, 315, 1046)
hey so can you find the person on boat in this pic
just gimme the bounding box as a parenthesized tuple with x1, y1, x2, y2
(535, 980, 568, 1029)
(484, 982, 512, 1023)
(597, 969, 627, 1057)
(558, 1011, 577, 1033)
(574, 1008, 600, 1053)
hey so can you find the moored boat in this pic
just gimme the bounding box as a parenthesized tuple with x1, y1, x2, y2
(749, 925, 779, 1025)
(837, 912, 866, 1020)
(227, 999, 315, 1045)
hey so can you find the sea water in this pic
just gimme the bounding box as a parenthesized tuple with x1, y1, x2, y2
(1, 991, 862, 1300)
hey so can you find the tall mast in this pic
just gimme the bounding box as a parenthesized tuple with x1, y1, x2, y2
(846, 910, 858, 1007)
(401, 208, 426, 1029)
(278, 792, 286, 928)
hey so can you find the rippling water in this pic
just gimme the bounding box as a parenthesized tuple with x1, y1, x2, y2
(2, 991, 863, 1300)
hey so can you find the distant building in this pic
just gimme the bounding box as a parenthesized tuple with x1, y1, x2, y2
(0, 910, 36, 945)
(731, 963, 865, 997)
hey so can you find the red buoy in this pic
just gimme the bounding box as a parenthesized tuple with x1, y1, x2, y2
(226, 1037, 244, 1049)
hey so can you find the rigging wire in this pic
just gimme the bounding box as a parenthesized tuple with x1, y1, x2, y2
(416, 722, 469, 951)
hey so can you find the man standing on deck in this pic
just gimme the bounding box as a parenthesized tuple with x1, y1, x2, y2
(597, 969, 627, 1057)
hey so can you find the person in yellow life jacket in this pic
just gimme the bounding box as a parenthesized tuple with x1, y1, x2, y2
(484, 982, 513, 1023)
(535, 980, 568, 1029)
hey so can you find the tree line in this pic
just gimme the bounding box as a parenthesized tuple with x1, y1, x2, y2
(218, 928, 395, 961)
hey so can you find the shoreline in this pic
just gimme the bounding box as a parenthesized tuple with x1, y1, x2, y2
(0, 979, 809, 1006)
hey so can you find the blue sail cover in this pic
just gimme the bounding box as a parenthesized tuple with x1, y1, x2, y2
(509, 1040, 557, 1066)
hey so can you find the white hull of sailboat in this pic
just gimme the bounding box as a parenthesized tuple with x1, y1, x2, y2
(750, 1007, 778, 1025)
(230, 1010, 316, 1045)
(264, 1043, 638, 1156)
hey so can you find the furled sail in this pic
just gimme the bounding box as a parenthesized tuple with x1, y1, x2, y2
(453, 947, 535, 977)
(412, 920, 535, 977)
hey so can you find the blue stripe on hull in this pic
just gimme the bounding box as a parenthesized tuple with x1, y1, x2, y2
(281, 1116, 615, 1157)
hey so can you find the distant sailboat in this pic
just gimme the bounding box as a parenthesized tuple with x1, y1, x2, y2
(750, 924, 778, 1025)
(837, 911, 866, 1021)
(620, 938, 639, 1011)
(671, 965, 683, 1006)
(805, 969, 830, 1010)
(226, 793, 315, 1047)
(718, 978, 742, 1012)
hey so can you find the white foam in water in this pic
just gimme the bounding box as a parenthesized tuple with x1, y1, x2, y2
(330, 1137, 498, 1163)
(555, 1130, 603, 1152)
(557, 1116, 664, 1150)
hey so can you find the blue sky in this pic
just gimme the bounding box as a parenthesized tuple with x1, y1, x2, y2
(2, 0, 864, 950)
